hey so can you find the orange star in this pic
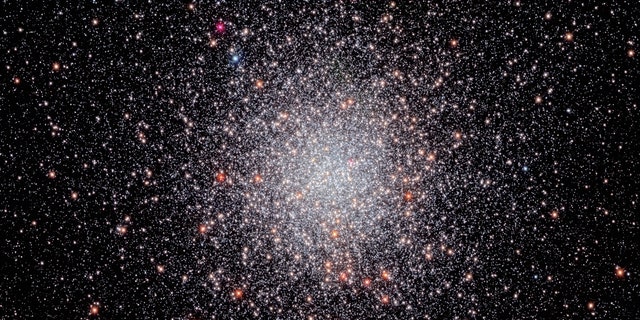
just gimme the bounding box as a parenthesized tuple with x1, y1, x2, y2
(89, 304, 99, 315)
(381, 270, 391, 281)
(564, 32, 574, 42)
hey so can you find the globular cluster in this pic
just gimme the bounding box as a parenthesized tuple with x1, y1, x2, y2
(1, 1, 639, 319)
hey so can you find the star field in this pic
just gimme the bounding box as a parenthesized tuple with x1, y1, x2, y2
(1, 1, 639, 319)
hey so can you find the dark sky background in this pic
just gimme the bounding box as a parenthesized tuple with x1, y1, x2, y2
(1, 1, 639, 319)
